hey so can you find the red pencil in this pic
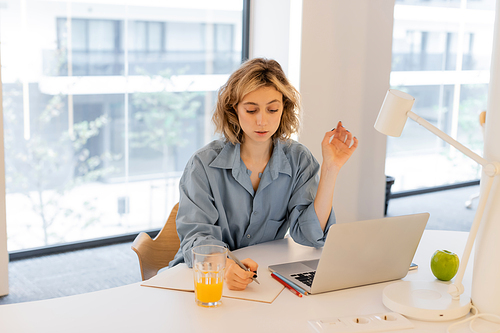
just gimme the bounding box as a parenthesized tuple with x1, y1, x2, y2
(271, 272, 303, 298)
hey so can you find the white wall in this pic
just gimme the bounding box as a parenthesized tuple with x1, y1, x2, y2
(299, 0, 395, 223)
(0, 46, 9, 297)
(251, 0, 394, 223)
(249, 0, 292, 74)
(472, 0, 500, 315)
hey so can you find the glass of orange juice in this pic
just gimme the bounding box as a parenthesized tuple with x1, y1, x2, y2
(192, 245, 228, 307)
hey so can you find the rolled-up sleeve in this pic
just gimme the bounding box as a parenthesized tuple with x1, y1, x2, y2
(171, 156, 227, 268)
(287, 151, 336, 248)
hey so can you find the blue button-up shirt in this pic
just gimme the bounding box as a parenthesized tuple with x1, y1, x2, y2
(170, 138, 336, 267)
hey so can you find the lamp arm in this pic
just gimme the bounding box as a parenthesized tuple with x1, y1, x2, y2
(448, 175, 498, 299)
(407, 111, 490, 168)
(405, 111, 500, 300)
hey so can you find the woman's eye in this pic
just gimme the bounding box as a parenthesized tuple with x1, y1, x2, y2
(246, 110, 257, 113)
(269, 109, 279, 113)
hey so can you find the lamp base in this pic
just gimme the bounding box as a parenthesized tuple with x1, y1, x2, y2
(383, 281, 472, 322)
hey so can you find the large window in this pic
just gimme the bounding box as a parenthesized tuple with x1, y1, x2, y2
(387, 0, 496, 192)
(0, 0, 245, 251)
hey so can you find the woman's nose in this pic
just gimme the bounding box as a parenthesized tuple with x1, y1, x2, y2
(256, 112, 267, 126)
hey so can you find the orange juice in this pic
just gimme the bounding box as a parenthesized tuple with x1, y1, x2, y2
(194, 279, 223, 304)
(192, 245, 227, 307)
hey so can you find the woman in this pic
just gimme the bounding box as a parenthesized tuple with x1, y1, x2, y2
(169, 58, 358, 290)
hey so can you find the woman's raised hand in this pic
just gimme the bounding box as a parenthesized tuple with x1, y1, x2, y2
(321, 120, 358, 171)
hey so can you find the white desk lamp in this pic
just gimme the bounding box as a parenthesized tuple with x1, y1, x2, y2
(375, 89, 500, 322)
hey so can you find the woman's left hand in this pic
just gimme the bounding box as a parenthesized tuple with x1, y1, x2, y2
(321, 120, 358, 171)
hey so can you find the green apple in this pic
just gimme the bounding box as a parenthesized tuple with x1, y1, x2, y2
(430, 249, 459, 281)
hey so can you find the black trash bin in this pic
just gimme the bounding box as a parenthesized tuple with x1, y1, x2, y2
(385, 176, 395, 216)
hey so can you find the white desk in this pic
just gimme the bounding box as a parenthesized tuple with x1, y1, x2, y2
(0, 230, 475, 333)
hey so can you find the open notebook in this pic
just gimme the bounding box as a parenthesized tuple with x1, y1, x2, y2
(141, 262, 284, 303)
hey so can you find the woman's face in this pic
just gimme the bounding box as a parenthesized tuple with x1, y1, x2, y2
(235, 86, 283, 146)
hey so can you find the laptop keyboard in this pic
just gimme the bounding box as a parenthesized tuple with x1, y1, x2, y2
(291, 271, 316, 287)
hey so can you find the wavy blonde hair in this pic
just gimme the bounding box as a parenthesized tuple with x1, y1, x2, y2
(212, 58, 301, 144)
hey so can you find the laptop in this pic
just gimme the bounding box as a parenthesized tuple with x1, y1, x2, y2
(268, 213, 429, 294)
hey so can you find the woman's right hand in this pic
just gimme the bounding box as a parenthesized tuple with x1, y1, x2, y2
(224, 258, 258, 290)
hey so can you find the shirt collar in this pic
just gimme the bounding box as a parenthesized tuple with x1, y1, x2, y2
(209, 140, 241, 170)
(268, 139, 292, 179)
(209, 139, 292, 179)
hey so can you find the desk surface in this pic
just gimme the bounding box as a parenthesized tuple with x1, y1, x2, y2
(0, 230, 475, 333)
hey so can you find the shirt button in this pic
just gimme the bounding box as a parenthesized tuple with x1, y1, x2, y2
(247, 234, 251, 239)
(253, 211, 258, 215)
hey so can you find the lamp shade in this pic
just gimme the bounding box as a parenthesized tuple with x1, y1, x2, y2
(374, 89, 415, 137)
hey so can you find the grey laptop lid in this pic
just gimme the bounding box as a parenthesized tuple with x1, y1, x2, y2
(268, 213, 429, 294)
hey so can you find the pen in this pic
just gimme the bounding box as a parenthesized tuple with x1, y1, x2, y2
(271, 272, 302, 298)
(272, 271, 309, 295)
(227, 250, 260, 284)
